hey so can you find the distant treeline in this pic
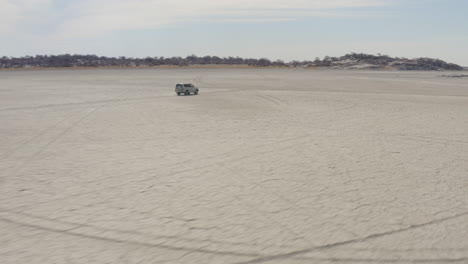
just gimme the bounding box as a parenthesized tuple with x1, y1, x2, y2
(0, 53, 463, 71)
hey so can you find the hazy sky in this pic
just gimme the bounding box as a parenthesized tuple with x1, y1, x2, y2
(1, 0, 467, 65)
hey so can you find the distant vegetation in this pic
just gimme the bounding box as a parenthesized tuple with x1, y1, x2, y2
(0, 53, 463, 71)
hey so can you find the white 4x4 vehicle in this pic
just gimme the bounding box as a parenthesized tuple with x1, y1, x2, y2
(175, 83, 199, 96)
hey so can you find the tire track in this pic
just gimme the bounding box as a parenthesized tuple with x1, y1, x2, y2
(2, 88, 134, 178)
(0, 209, 293, 253)
(1, 136, 306, 208)
(0, 137, 309, 256)
(235, 211, 468, 264)
(2, 107, 100, 178)
(292, 256, 468, 263)
(0, 215, 262, 258)
(0, 95, 170, 112)
(1, 109, 80, 159)
(255, 94, 284, 107)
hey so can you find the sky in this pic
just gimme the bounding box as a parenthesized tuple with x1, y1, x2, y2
(1, 0, 467, 65)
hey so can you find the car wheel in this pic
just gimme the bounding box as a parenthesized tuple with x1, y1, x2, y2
(194, 90, 198, 95)
(176, 92, 181, 96)
(184, 90, 190, 95)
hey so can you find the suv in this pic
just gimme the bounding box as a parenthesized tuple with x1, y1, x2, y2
(175, 83, 199, 96)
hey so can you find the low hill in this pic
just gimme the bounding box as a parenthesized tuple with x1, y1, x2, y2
(315, 53, 464, 71)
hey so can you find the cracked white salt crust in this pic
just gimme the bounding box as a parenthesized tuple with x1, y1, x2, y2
(0, 69, 467, 263)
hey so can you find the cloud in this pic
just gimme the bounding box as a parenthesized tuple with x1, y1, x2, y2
(1, 0, 388, 37)
(0, 0, 20, 33)
(0, 0, 54, 33)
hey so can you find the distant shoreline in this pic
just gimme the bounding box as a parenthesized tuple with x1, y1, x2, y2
(1, 65, 466, 72)
(0, 64, 287, 71)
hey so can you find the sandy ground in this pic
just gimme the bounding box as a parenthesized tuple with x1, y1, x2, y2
(0, 68, 467, 264)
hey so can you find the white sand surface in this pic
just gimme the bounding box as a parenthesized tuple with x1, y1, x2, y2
(1, 68, 467, 263)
